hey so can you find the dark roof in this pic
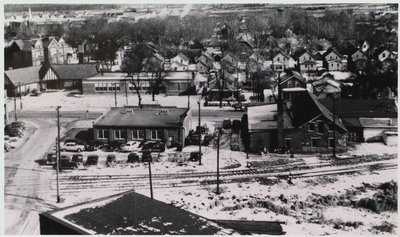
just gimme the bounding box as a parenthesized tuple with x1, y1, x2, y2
(50, 64, 98, 80)
(207, 38, 224, 48)
(4, 65, 42, 86)
(290, 92, 347, 131)
(318, 99, 398, 118)
(323, 47, 342, 59)
(94, 105, 189, 128)
(292, 48, 307, 60)
(45, 191, 236, 235)
(14, 39, 32, 51)
(177, 53, 189, 62)
(280, 71, 306, 85)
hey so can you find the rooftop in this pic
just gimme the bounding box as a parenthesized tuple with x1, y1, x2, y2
(93, 105, 189, 128)
(5, 65, 42, 86)
(50, 64, 98, 80)
(44, 191, 236, 235)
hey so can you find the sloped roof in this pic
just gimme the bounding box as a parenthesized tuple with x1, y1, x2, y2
(290, 92, 347, 131)
(14, 39, 32, 51)
(318, 98, 398, 118)
(46, 191, 236, 235)
(177, 53, 189, 62)
(280, 71, 306, 85)
(50, 64, 98, 80)
(94, 105, 189, 128)
(4, 65, 42, 86)
(207, 38, 224, 48)
(323, 47, 343, 60)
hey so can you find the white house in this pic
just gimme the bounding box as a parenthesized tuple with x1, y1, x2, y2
(272, 51, 296, 70)
(378, 49, 396, 62)
(170, 53, 190, 71)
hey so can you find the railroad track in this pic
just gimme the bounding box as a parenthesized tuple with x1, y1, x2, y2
(54, 159, 397, 193)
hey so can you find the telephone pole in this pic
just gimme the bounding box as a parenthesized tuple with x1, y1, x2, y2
(148, 159, 153, 199)
(216, 128, 220, 194)
(333, 94, 336, 158)
(18, 83, 22, 110)
(114, 83, 117, 107)
(56, 106, 61, 203)
(197, 100, 202, 165)
(13, 87, 17, 121)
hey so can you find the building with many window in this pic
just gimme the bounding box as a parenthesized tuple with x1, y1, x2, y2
(92, 104, 191, 146)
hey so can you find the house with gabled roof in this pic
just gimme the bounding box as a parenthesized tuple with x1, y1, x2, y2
(323, 48, 344, 71)
(272, 50, 297, 71)
(4, 65, 43, 96)
(5, 40, 34, 70)
(296, 50, 317, 72)
(311, 73, 342, 99)
(170, 53, 190, 71)
(42, 63, 98, 90)
(247, 91, 347, 153)
(205, 38, 224, 55)
(278, 70, 308, 100)
(376, 48, 396, 62)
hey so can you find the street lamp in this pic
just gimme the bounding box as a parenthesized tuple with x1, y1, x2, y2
(197, 100, 202, 165)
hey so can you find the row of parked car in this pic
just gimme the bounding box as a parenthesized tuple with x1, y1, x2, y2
(5, 121, 26, 152)
(46, 151, 158, 170)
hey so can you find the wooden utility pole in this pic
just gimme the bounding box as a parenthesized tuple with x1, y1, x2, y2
(114, 83, 117, 107)
(18, 83, 22, 110)
(148, 159, 153, 199)
(56, 106, 61, 203)
(125, 79, 128, 106)
(333, 95, 336, 158)
(13, 87, 17, 121)
(216, 128, 220, 194)
(197, 100, 202, 165)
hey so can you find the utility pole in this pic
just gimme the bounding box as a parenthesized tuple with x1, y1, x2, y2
(333, 94, 336, 158)
(148, 158, 153, 199)
(18, 83, 22, 110)
(55, 137, 60, 203)
(56, 106, 61, 203)
(187, 77, 190, 108)
(13, 87, 17, 121)
(125, 79, 128, 106)
(216, 128, 220, 195)
(197, 100, 202, 165)
(114, 83, 117, 107)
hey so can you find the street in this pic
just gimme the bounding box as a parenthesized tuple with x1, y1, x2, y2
(4, 118, 66, 235)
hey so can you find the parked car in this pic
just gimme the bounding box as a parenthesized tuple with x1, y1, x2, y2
(141, 151, 152, 162)
(140, 141, 165, 152)
(86, 155, 99, 166)
(120, 141, 141, 152)
(46, 152, 57, 165)
(56, 158, 78, 170)
(60, 142, 85, 152)
(127, 153, 140, 163)
(106, 154, 116, 166)
(72, 154, 84, 163)
(31, 89, 41, 96)
(189, 152, 202, 162)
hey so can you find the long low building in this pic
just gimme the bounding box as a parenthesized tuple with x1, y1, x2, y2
(92, 104, 191, 146)
(4, 65, 43, 96)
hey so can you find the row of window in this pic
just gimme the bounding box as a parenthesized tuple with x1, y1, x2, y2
(286, 80, 302, 88)
(308, 121, 334, 133)
(94, 83, 151, 92)
(284, 137, 335, 148)
(97, 129, 163, 140)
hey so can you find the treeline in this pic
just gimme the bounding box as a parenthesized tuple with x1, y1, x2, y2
(4, 4, 119, 13)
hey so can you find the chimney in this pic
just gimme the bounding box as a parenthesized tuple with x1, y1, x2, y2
(277, 73, 284, 149)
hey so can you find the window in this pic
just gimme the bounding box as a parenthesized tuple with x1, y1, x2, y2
(287, 81, 294, 88)
(328, 138, 335, 148)
(114, 130, 126, 140)
(331, 63, 333, 67)
(308, 122, 315, 132)
(151, 130, 163, 140)
(330, 56, 332, 60)
(284, 138, 292, 148)
(328, 123, 334, 131)
(277, 57, 280, 61)
(132, 130, 145, 140)
(97, 129, 109, 139)
(382, 53, 386, 58)
(311, 138, 319, 147)
(175, 67, 177, 71)
(318, 121, 324, 133)
(337, 63, 339, 67)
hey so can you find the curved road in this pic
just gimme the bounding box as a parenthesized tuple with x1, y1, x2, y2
(4, 118, 60, 235)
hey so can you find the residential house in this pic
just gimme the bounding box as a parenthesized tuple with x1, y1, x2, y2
(311, 73, 341, 99)
(4, 65, 43, 96)
(351, 49, 369, 71)
(43, 36, 61, 64)
(5, 40, 33, 70)
(31, 38, 44, 66)
(57, 37, 76, 64)
(93, 104, 191, 146)
(205, 38, 224, 55)
(319, 99, 397, 142)
(278, 70, 308, 101)
(207, 70, 238, 101)
(194, 72, 209, 89)
(246, 52, 265, 73)
(248, 92, 347, 153)
(272, 50, 296, 72)
(297, 51, 317, 72)
(43, 64, 98, 90)
(377, 48, 396, 62)
(196, 52, 214, 73)
(170, 53, 190, 71)
(220, 52, 239, 73)
(236, 18, 254, 60)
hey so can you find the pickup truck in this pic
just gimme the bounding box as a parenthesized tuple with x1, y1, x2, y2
(60, 142, 85, 152)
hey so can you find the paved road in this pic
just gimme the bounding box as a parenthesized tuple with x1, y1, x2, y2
(4, 118, 61, 235)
